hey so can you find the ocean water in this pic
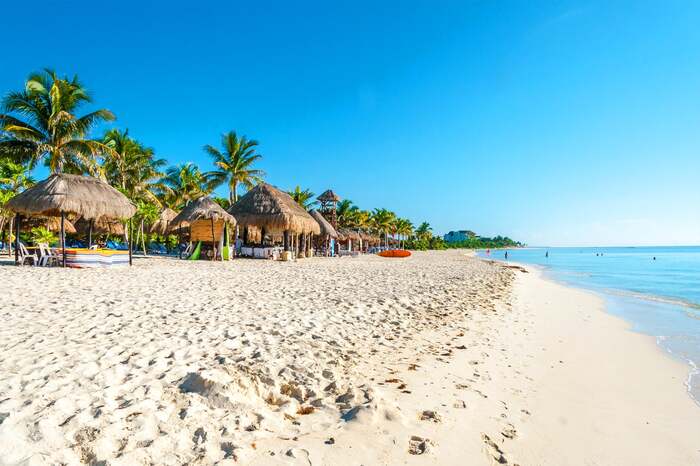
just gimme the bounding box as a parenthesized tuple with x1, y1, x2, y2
(477, 246, 700, 405)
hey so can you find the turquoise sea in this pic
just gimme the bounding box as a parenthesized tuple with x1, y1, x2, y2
(477, 246, 700, 405)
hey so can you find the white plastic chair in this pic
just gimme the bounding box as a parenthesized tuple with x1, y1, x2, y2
(18, 243, 38, 266)
(37, 243, 59, 267)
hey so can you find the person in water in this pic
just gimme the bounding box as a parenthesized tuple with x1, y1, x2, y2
(545, 251, 549, 258)
(505, 251, 509, 260)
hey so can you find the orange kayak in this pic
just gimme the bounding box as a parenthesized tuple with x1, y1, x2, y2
(378, 249, 411, 258)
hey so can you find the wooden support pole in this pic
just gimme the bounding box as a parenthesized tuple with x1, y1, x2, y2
(14, 213, 20, 265)
(88, 219, 93, 248)
(210, 218, 216, 261)
(61, 212, 66, 267)
(128, 219, 133, 266)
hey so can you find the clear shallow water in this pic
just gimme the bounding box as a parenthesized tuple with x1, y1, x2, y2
(477, 246, 700, 404)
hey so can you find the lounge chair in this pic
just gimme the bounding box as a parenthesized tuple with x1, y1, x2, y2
(18, 242, 38, 266)
(37, 243, 60, 267)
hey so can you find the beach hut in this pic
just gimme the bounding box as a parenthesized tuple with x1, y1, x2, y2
(168, 197, 237, 261)
(149, 208, 179, 236)
(6, 174, 136, 266)
(228, 183, 321, 259)
(310, 209, 338, 257)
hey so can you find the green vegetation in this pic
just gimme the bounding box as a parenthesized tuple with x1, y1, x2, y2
(0, 68, 521, 252)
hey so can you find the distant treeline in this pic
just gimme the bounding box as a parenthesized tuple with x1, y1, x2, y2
(405, 235, 522, 251)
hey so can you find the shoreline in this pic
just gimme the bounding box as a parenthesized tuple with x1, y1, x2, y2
(477, 251, 700, 407)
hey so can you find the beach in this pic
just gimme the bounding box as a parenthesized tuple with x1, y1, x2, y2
(1, 250, 698, 465)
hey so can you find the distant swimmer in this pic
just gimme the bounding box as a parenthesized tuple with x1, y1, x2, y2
(505, 251, 509, 260)
(653, 256, 656, 260)
(545, 251, 549, 258)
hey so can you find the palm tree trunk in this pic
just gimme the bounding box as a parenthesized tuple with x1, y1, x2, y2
(231, 180, 238, 204)
(141, 219, 147, 256)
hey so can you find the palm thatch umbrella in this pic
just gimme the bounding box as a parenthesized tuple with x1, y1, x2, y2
(6, 174, 136, 266)
(310, 210, 338, 238)
(149, 208, 179, 235)
(310, 209, 338, 257)
(168, 197, 237, 261)
(228, 183, 321, 255)
(25, 216, 77, 234)
(337, 228, 361, 252)
(75, 216, 126, 236)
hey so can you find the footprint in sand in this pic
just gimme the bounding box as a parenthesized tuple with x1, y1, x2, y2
(408, 435, 433, 455)
(420, 410, 442, 423)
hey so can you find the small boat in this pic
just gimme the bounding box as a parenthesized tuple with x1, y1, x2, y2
(378, 249, 411, 258)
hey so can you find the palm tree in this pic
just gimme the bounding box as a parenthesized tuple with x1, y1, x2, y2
(0, 160, 35, 255)
(394, 218, 414, 248)
(337, 199, 360, 228)
(205, 131, 265, 204)
(371, 208, 397, 248)
(288, 186, 316, 209)
(415, 222, 432, 241)
(157, 163, 217, 209)
(102, 129, 165, 203)
(0, 69, 115, 175)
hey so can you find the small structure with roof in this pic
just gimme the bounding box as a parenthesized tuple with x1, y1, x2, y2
(228, 183, 320, 259)
(6, 174, 136, 266)
(310, 209, 338, 256)
(168, 197, 237, 261)
(317, 189, 340, 229)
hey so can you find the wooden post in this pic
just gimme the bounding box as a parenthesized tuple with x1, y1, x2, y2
(88, 219, 93, 248)
(177, 223, 182, 259)
(261, 227, 266, 246)
(128, 219, 133, 266)
(284, 230, 289, 251)
(233, 225, 238, 258)
(14, 213, 20, 265)
(210, 218, 216, 261)
(60, 212, 66, 267)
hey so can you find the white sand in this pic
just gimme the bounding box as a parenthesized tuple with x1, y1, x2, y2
(0, 250, 698, 465)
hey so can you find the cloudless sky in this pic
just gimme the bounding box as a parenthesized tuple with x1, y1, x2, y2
(2, 0, 699, 246)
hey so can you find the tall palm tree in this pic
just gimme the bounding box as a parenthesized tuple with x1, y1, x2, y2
(372, 208, 397, 247)
(415, 222, 432, 241)
(205, 131, 265, 204)
(0, 160, 35, 255)
(288, 186, 316, 209)
(337, 199, 360, 228)
(157, 163, 217, 209)
(102, 129, 165, 203)
(0, 69, 115, 175)
(394, 218, 414, 248)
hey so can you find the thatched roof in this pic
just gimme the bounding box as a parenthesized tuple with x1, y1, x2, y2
(74, 216, 125, 235)
(309, 209, 338, 238)
(150, 208, 179, 234)
(5, 174, 136, 220)
(317, 189, 340, 203)
(169, 197, 236, 229)
(337, 228, 361, 241)
(228, 183, 321, 234)
(25, 216, 77, 234)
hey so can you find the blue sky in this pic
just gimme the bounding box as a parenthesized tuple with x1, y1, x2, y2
(2, 0, 699, 246)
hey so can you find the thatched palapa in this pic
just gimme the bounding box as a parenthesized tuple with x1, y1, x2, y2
(6, 174, 136, 220)
(337, 228, 361, 241)
(317, 189, 341, 203)
(310, 210, 338, 238)
(75, 216, 125, 236)
(150, 208, 179, 235)
(169, 197, 236, 229)
(24, 216, 77, 234)
(228, 183, 320, 235)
